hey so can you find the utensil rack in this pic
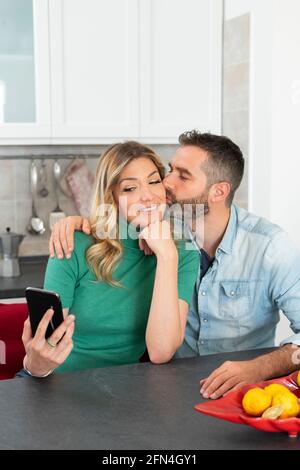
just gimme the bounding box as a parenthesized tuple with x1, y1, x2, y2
(0, 154, 100, 160)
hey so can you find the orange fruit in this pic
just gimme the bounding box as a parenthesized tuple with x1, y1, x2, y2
(242, 388, 272, 416)
(264, 383, 291, 398)
(272, 392, 299, 419)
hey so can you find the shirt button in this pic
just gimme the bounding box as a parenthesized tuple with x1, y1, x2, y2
(203, 319, 208, 323)
(230, 291, 235, 296)
(200, 340, 204, 345)
(201, 291, 206, 296)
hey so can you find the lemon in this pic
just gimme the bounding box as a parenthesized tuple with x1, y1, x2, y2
(242, 387, 272, 417)
(272, 392, 299, 419)
(264, 383, 291, 398)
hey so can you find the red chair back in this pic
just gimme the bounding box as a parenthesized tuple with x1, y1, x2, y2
(0, 303, 28, 380)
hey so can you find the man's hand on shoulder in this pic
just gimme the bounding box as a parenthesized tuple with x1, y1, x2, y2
(49, 216, 91, 259)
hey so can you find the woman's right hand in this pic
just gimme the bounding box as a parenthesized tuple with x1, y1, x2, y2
(22, 309, 75, 377)
(49, 216, 91, 259)
(139, 220, 177, 260)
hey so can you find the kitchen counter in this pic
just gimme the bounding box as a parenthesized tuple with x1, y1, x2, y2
(0, 256, 48, 299)
(1, 347, 299, 450)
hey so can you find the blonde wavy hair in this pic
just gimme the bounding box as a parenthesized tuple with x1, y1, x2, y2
(86, 141, 166, 286)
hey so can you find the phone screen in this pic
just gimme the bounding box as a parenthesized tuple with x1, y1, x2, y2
(26, 287, 64, 339)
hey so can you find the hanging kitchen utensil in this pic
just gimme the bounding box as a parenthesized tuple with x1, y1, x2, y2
(49, 159, 66, 229)
(38, 159, 49, 198)
(27, 160, 46, 235)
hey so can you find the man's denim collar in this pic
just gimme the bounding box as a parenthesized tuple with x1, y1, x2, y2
(184, 203, 238, 254)
(217, 203, 238, 255)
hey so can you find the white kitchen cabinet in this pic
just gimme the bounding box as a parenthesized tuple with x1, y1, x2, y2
(0, 0, 222, 145)
(0, 0, 51, 143)
(139, 0, 223, 142)
(49, 0, 139, 143)
(50, 0, 222, 144)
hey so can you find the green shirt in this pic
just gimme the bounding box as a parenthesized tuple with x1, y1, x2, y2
(44, 231, 198, 373)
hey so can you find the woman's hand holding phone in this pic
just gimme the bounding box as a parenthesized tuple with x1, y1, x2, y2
(22, 309, 75, 377)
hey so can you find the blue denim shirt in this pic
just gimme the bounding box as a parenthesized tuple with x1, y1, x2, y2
(176, 203, 300, 357)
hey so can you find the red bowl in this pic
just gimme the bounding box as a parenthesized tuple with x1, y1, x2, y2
(194, 371, 300, 438)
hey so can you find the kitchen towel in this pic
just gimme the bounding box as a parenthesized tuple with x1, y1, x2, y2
(60, 158, 95, 218)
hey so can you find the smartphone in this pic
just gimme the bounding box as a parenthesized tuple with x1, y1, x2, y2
(25, 287, 64, 339)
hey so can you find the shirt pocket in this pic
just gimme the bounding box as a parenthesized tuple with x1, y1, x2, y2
(219, 281, 250, 319)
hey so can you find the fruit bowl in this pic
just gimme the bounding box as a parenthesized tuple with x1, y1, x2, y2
(194, 371, 300, 437)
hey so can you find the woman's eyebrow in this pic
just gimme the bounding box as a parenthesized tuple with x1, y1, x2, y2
(119, 170, 159, 184)
(119, 177, 138, 183)
(147, 170, 160, 178)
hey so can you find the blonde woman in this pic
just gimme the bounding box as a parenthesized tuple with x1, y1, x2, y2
(21, 142, 198, 376)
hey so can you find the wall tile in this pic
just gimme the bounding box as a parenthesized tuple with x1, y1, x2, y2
(0, 160, 15, 200)
(222, 12, 250, 209)
(15, 159, 31, 201)
(0, 201, 16, 232)
(235, 179, 248, 206)
(15, 199, 32, 234)
(1, 144, 177, 255)
(223, 14, 250, 67)
(234, 156, 248, 209)
(223, 110, 249, 155)
(223, 62, 249, 112)
(153, 145, 177, 165)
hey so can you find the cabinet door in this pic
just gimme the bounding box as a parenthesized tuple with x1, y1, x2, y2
(0, 0, 51, 143)
(49, 0, 139, 143)
(140, 0, 223, 142)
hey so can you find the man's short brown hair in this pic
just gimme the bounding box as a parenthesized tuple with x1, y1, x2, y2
(179, 130, 244, 206)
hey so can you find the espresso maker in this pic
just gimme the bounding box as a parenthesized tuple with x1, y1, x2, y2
(0, 227, 24, 277)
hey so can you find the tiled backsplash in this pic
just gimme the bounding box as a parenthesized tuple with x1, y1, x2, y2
(222, 13, 250, 209)
(0, 144, 176, 256)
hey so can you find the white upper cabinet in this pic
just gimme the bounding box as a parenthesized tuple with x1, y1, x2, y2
(0, 0, 51, 143)
(139, 0, 223, 142)
(49, 0, 139, 143)
(0, 0, 222, 144)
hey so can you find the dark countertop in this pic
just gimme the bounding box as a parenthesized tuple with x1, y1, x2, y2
(0, 347, 299, 450)
(0, 256, 48, 299)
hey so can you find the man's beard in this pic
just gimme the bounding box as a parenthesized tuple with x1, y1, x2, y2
(165, 190, 207, 245)
(166, 190, 210, 217)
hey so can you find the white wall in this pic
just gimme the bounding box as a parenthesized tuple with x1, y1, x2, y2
(225, 0, 300, 248)
(225, 0, 273, 222)
(269, 0, 300, 248)
(225, 0, 300, 344)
